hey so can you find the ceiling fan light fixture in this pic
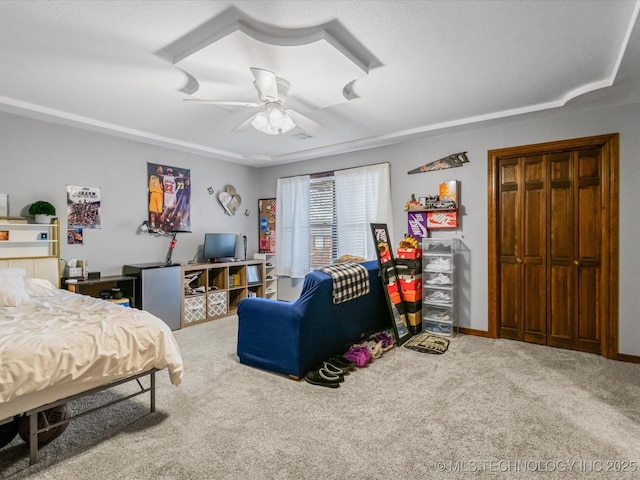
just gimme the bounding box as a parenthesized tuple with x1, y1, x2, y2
(268, 105, 284, 129)
(251, 104, 296, 135)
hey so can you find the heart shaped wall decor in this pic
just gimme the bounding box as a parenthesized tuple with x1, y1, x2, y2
(218, 185, 242, 215)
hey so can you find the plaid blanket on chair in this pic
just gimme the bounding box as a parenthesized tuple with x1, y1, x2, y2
(318, 261, 370, 304)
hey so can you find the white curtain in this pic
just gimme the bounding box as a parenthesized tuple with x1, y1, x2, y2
(335, 163, 393, 260)
(275, 175, 310, 278)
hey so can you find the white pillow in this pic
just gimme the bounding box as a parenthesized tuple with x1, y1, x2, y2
(0, 268, 27, 278)
(25, 278, 56, 297)
(0, 270, 30, 307)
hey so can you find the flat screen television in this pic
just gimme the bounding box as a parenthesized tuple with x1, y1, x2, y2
(203, 233, 237, 263)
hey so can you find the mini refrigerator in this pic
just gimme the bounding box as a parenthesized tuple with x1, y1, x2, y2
(122, 262, 181, 330)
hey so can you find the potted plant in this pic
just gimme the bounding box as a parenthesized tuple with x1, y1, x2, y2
(29, 200, 56, 224)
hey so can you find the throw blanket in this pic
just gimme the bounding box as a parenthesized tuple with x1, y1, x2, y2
(318, 261, 370, 304)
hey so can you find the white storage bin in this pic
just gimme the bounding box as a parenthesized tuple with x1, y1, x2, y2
(207, 291, 228, 317)
(424, 256, 453, 272)
(184, 296, 206, 324)
(423, 286, 453, 306)
(423, 305, 453, 323)
(424, 272, 453, 285)
(423, 320, 453, 337)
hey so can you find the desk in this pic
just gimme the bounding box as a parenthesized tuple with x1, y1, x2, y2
(65, 275, 136, 306)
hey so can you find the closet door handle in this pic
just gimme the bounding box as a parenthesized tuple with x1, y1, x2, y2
(516, 258, 522, 263)
(574, 260, 579, 265)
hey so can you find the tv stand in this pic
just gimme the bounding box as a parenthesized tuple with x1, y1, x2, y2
(181, 259, 265, 328)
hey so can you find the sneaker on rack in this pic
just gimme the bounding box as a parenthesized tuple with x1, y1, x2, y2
(426, 257, 451, 271)
(424, 322, 453, 337)
(427, 310, 450, 321)
(425, 291, 452, 303)
(426, 273, 452, 285)
(426, 243, 450, 253)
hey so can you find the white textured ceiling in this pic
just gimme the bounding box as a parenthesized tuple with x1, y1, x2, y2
(0, 0, 638, 167)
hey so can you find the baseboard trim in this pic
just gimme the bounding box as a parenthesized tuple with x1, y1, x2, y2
(458, 328, 640, 363)
(617, 353, 640, 364)
(457, 327, 494, 338)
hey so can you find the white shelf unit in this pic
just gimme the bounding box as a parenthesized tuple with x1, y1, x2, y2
(253, 253, 277, 300)
(0, 218, 60, 259)
(422, 238, 459, 337)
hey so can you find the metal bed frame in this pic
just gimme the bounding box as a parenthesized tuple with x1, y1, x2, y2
(10, 368, 157, 465)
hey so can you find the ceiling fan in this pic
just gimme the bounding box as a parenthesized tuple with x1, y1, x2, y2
(183, 67, 321, 136)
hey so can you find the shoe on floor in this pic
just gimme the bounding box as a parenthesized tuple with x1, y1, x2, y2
(304, 368, 343, 388)
(323, 361, 349, 376)
(329, 355, 356, 371)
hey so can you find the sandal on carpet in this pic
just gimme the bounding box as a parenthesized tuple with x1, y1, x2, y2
(330, 355, 356, 371)
(375, 331, 395, 352)
(323, 361, 349, 376)
(304, 368, 342, 388)
(343, 346, 371, 368)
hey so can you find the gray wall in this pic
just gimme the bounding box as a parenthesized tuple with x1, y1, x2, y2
(257, 102, 640, 356)
(2, 101, 638, 355)
(0, 113, 261, 274)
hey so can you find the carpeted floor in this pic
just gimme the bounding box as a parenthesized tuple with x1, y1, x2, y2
(2, 315, 640, 479)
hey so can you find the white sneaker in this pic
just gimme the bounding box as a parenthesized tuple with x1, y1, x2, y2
(425, 291, 451, 303)
(427, 257, 451, 271)
(427, 310, 450, 321)
(426, 273, 452, 285)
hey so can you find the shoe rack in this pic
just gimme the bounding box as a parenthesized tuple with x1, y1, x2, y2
(422, 238, 460, 336)
(253, 253, 277, 300)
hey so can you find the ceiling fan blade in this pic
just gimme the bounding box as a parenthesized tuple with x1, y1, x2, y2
(183, 99, 262, 108)
(286, 110, 323, 134)
(231, 113, 258, 133)
(250, 67, 278, 102)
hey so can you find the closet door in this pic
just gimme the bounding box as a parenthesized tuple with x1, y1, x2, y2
(521, 155, 547, 344)
(547, 152, 573, 347)
(489, 134, 618, 358)
(497, 157, 522, 341)
(498, 155, 547, 344)
(572, 148, 602, 353)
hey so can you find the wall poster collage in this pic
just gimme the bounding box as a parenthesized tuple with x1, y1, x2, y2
(67, 185, 101, 244)
(258, 198, 276, 253)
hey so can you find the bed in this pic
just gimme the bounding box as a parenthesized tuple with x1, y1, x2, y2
(0, 258, 184, 464)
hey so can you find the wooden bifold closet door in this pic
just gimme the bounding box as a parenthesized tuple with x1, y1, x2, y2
(488, 134, 619, 358)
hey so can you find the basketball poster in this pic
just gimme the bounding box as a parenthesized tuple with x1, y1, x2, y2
(147, 162, 191, 233)
(67, 185, 101, 229)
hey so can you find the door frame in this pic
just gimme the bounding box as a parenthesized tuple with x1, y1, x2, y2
(487, 133, 619, 359)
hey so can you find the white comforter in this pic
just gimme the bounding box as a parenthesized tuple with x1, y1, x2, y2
(0, 289, 183, 405)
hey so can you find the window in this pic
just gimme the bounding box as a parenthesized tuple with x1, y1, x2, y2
(309, 177, 337, 268)
(276, 163, 392, 277)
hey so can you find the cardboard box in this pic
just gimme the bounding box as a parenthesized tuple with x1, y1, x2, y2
(395, 258, 422, 276)
(426, 211, 458, 229)
(407, 311, 422, 327)
(404, 300, 422, 313)
(401, 290, 421, 303)
(399, 274, 422, 291)
(407, 211, 428, 239)
(396, 247, 422, 259)
(439, 180, 458, 207)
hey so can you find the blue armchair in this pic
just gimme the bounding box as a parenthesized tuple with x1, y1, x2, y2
(237, 260, 390, 378)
